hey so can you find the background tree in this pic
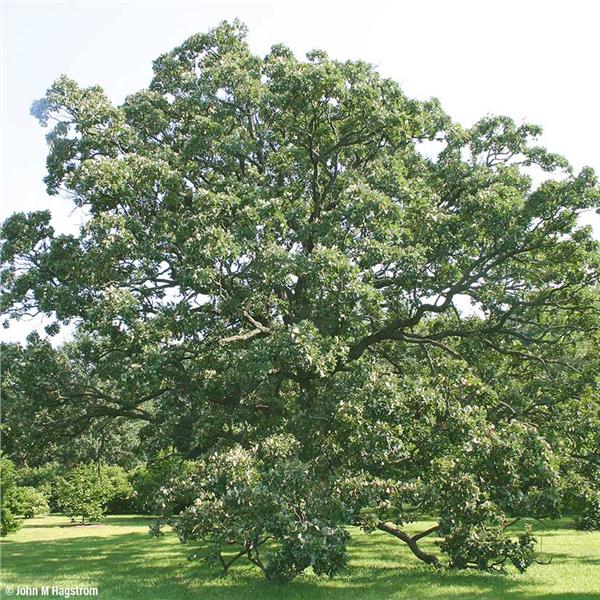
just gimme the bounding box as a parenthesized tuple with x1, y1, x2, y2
(55, 464, 127, 524)
(129, 456, 196, 514)
(1, 337, 146, 468)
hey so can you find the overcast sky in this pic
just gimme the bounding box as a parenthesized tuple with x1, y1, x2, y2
(1, 0, 599, 342)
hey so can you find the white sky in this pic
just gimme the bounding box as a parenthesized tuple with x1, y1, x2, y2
(1, 0, 599, 342)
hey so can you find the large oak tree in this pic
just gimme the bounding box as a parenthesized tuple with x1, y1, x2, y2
(2, 21, 599, 573)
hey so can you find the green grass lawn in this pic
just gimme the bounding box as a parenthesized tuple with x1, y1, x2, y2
(1, 515, 599, 599)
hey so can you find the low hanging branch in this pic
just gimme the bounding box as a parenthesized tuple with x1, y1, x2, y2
(376, 522, 442, 568)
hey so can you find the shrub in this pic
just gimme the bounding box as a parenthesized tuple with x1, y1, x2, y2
(1, 505, 19, 536)
(0, 457, 20, 536)
(13, 486, 50, 518)
(15, 463, 61, 511)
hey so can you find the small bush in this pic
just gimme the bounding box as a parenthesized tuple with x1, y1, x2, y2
(15, 463, 61, 511)
(13, 486, 50, 518)
(1, 505, 19, 536)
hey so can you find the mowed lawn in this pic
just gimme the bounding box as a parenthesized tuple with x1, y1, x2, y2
(1, 515, 599, 600)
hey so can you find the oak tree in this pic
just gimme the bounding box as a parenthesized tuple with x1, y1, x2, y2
(2, 21, 599, 571)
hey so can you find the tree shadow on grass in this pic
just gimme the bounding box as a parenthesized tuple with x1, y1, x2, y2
(12, 523, 58, 530)
(2, 520, 599, 600)
(101, 515, 157, 526)
(2, 515, 156, 532)
(540, 552, 600, 565)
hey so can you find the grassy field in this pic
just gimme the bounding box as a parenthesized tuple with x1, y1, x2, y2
(1, 515, 599, 600)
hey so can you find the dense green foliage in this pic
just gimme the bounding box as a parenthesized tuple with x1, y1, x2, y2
(1, 458, 50, 531)
(154, 434, 348, 581)
(14, 462, 61, 511)
(564, 474, 600, 531)
(1, 21, 599, 577)
(55, 464, 133, 523)
(130, 456, 196, 514)
(1, 458, 21, 536)
(12, 485, 50, 518)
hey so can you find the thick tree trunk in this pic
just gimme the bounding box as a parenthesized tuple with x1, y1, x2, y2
(376, 522, 441, 568)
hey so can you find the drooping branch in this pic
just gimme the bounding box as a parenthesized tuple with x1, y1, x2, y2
(376, 522, 441, 567)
